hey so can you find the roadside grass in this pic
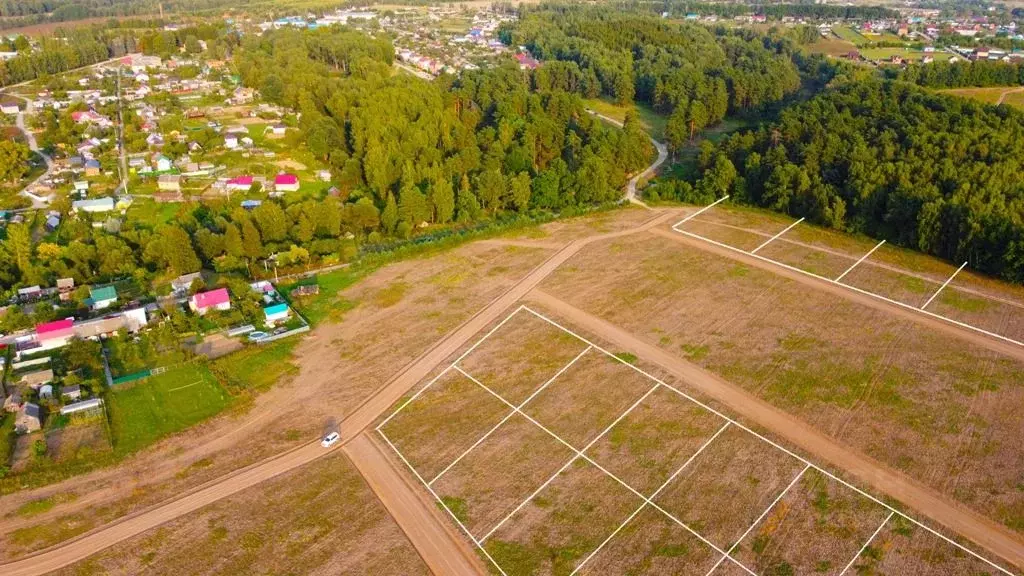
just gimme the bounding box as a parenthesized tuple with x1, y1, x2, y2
(281, 267, 367, 326)
(939, 86, 1018, 106)
(15, 492, 78, 518)
(209, 338, 299, 395)
(107, 364, 231, 456)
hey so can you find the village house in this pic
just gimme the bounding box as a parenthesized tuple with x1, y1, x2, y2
(264, 302, 291, 325)
(158, 174, 182, 191)
(226, 175, 254, 192)
(62, 384, 82, 401)
(171, 272, 203, 296)
(89, 285, 118, 310)
(19, 366, 53, 388)
(0, 102, 19, 115)
(189, 288, 231, 315)
(72, 197, 116, 214)
(33, 319, 75, 352)
(153, 154, 173, 172)
(274, 173, 300, 192)
(84, 159, 101, 176)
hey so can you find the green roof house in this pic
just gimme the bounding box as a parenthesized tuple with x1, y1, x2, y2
(264, 302, 290, 325)
(89, 285, 118, 311)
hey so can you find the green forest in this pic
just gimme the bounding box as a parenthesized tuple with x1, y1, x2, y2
(654, 80, 1024, 282)
(499, 8, 804, 153)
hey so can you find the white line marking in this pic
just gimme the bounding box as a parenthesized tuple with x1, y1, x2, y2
(167, 380, 203, 392)
(674, 228, 1023, 349)
(672, 195, 730, 229)
(838, 511, 894, 576)
(921, 261, 968, 310)
(570, 422, 731, 575)
(704, 465, 810, 576)
(429, 346, 592, 485)
(377, 428, 510, 576)
(835, 240, 886, 282)
(376, 305, 527, 431)
(466, 364, 663, 542)
(520, 306, 1015, 576)
(751, 217, 804, 254)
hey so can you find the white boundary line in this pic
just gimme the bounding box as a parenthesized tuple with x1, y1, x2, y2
(518, 306, 1016, 576)
(375, 304, 1016, 576)
(376, 305, 527, 432)
(428, 345, 592, 486)
(376, 428, 510, 576)
(921, 261, 968, 310)
(166, 379, 204, 392)
(751, 217, 804, 254)
(838, 511, 895, 576)
(703, 464, 810, 576)
(835, 239, 886, 282)
(673, 195, 730, 228)
(672, 227, 1024, 349)
(569, 422, 732, 575)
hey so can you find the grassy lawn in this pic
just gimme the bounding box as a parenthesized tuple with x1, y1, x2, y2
(861, 47, 948, 62)
(939, 86, 1024, 108)
(807, 37, 857, 57)
(832, 25, 868, 45)
(108, 363, 231, 456)
(281, 267, 368, 326)
(583, 97, 667, 142)
(210, 339, 299, 395)
(124, 197, 182, 228)
(1000, 90, 1024, 110)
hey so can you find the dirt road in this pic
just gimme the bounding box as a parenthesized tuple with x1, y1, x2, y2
(525, 289, 1024, 572)
(586, 109, 668, 205)
(345, 434, 486, 575)
(997, 86, 1024, 105)
(653, 228, 1024, 363)
(0, 210, 678, 576)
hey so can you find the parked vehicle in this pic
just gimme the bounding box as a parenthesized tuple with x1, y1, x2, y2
(321, 432, 340, 448)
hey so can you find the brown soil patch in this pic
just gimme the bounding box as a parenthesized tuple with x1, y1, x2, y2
(432, 412, 575, 537)
(579, 506, 720, 575)
(523, 350, 656, 448)
(732, 468, 891, 574)
(853, 514, 1011, 575)
(380, 369, 509, 481)
(484, 458, 642, 575)
(457, 308, 589, 405)
(586, 385, 725, 495)
(655, 426, 806, 550)
(51, 452, 429, 576)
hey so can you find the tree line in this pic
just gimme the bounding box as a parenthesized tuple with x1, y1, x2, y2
(499, 7, 802, 153)
(608, 1, 899, 20)
(891, 60, 1024, 88)
(653, 79, 1024, 283)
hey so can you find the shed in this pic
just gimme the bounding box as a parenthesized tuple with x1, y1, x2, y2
(62, 384, 82, 401)
(90, 285, 118, 310)
(264, 302, 290, 324)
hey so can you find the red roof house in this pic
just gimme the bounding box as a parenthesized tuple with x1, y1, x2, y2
(515, 52, 540, 70)
(226, 175, 254, 192)
(36, 318, 75, 339)
(274, 173, 299, 192)
(189, 288, 231, 315)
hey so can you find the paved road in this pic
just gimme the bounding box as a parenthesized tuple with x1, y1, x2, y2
(0, 211, 677, 576)
(653, 228, 1024, 363)
(525, 288, 1024, 573)
(346, 434, 486, 575)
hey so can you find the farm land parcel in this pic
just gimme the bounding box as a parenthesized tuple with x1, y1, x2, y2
(377, 305, 1016, 575)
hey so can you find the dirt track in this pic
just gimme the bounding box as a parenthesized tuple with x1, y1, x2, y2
(346, 434, 485, 575)
(652, 228, 1024, 363)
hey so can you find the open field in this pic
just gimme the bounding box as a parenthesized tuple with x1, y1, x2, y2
(538, 227, 1024, 537)
(862, 47, 952, 62)
(939, 86, 1024, 109)
(807, 36, 857, 57)
(108, 364, 232, 456)
(832, 25, 869, 45)
(582, 97, 667, 141)
(51, 451, 430, 576)
(377, 303, 1017, 575)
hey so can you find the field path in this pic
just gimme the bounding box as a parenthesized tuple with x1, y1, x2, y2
(345, 434, 486, 575)
(997, 86, 1024, 105)
(525, 289, 1024, 573)
(0, 210, 679, 576)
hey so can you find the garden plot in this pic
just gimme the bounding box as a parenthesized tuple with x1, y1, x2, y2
(377, 305, 1015, 576)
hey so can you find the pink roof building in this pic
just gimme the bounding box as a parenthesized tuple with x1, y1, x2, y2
(274, 173, 299, 192)
(226, 176, 254, 191)
(189, 288, 231, 315)
(36, 319, 75, 340)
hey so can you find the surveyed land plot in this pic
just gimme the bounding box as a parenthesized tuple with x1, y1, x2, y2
(377, 369, 511, 480)
(484, 459, 643, 575)
(675, 202, 1024, 347)
(378, 304, 1017, 576)
(729, 468, 892, 575)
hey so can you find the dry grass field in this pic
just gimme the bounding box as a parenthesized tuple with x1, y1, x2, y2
(52, 453, 430, 576)
(377, 298, 1014, 575)
(539, 231, 1024, 534)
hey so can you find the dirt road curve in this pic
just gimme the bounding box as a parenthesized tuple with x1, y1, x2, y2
(0, 211, 678, 576)
(653, 228, 1024, 363)
(345, 434, 486, 575)
(525, 291, 1024, 572)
